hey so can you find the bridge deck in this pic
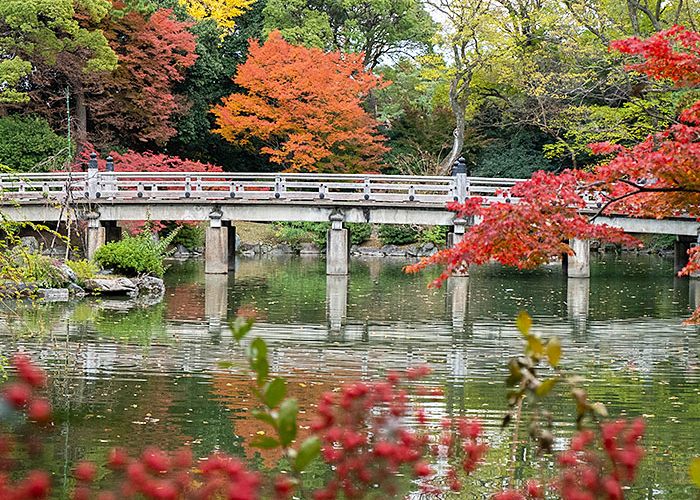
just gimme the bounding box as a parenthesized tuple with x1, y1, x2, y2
(0, 171, 697, 236)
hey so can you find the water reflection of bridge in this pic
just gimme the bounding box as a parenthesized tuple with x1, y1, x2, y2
(201, 269, 700, 377)
(204, 269, 700, 333)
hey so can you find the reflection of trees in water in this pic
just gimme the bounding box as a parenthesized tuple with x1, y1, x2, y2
(166, 282, 205, 321)
(1, 255, 698, 497)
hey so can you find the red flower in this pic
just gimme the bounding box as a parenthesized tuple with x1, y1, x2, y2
(74, 460, 98, 482)
(4, 382, 32, 408)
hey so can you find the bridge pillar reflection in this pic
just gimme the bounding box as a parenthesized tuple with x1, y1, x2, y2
(327, 213, 350, 275)
(326, 275, 349, 333)
(564, 238, 590, 278)
(446, 276, 469, 330)
(205, 209, 229, 274)
(567, 277, 590, 325)
(205, 273, 229, 335)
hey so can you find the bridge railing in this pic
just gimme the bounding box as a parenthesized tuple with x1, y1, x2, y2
(93, 172, 460, 204)
(0, 171, 538, 207)
(0, 172, 87, 201)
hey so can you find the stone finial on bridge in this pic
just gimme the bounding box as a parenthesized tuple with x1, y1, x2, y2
(452, 157, 468, 203)
(105, 156, 114, 172)
(88, 153, 98, 170)
(86, 153, 101, 199)
(452, 157, 467, 175)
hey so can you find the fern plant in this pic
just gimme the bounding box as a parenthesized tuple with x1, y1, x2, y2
(94, 227, 180, 278)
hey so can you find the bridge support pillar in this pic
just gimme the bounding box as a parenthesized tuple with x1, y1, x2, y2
(205, 210, 229, 274)
(327, 213, 349, 275)
(565, 238, 590, 278)
(86, 212, 105, 260)
(674, 236, 697, 275)
(447, 217, 469, 276)
(222, 221, 237, 270)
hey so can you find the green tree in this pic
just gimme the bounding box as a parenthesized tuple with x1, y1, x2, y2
(262, 0, 436, 69)
(0, 0, 118, 145)
(0, 116, 72, 172)
(163, 0, 271, 170)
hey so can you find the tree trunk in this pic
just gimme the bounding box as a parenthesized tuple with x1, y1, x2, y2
(439, 76, 468, 175)
(367, 88, 378, 120)
(626, 0, 641, 35)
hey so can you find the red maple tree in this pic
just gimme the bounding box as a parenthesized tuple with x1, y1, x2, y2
(212, 31, 389, 173)
(74, 147, 223, 233)
(89, 2, 198, 148)
(407, 26, 700, 322)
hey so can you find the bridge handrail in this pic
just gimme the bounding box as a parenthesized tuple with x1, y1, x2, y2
(0, 171, 536, 207)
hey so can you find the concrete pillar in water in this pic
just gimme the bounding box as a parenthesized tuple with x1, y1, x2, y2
(326, 275, 348, 332)
(205, 273, 229, 335)
(86, 212, 105, 260)
(690, 279, 700, 311)
(205, 209, 229, 274)
(566, 238, 590, 278)
(674, 237, 691, 275)
(567, 277, 590, 323)
(446, 276, 469, 329)
(446, 217, 469, 276)
(326, 213, 349, 275)
(222, 221, 237, 270)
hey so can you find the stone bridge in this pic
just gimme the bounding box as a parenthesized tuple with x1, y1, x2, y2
(0, 155, 698, 277)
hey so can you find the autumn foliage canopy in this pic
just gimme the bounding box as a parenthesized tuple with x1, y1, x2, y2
(212, 31, 389, 173)
(408, 26, 700, 322)
(93, 3, 198, 146)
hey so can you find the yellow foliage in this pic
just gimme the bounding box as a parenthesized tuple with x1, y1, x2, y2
(178, 0, 255, 32)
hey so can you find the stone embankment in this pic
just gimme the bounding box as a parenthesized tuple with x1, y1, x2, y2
(3, 237, 165, 304)
(237, 242, 440, 258)
(1, 275, 166, 304)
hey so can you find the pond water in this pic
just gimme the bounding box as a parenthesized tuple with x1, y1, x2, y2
(1, 254, 699, 499)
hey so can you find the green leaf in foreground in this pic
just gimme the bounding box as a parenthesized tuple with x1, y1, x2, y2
(690, 457, 700, 487)
(547, 337, 562, 368)
(294, 436, 321, 472)
(536, 378, 557, 397)
(249, 338, 269, 385)
(516, 311, 532, 336)
(278, 398, 299, 446)
(251, 409, 277, 427)
(231, 316, 255, 341)
(250, 436, 280, 449)
(265, 377, 286, 408)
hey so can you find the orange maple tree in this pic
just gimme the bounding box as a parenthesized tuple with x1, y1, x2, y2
(407, 26, 700, 322)
(211, 31, 389, 173)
